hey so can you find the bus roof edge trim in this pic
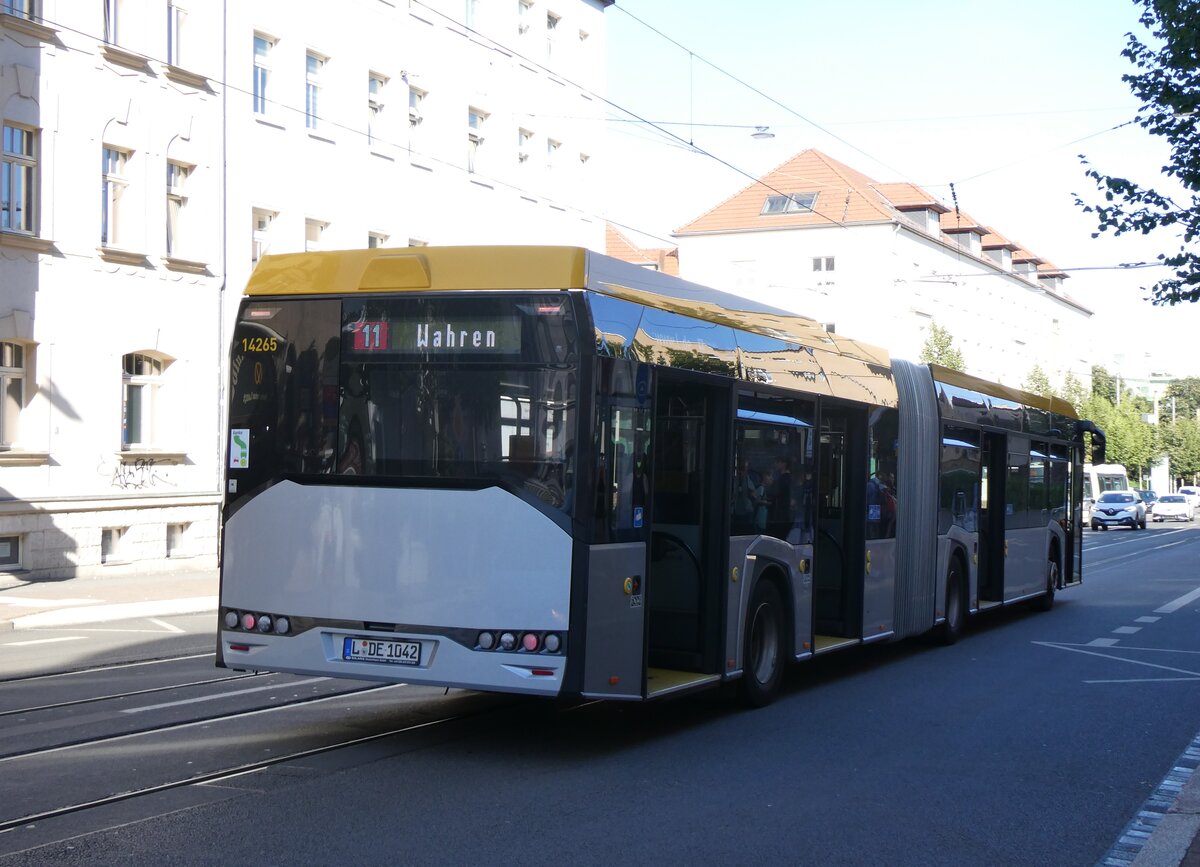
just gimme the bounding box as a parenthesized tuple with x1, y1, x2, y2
(359, 254, 431, 290)
(929, 363, 1079, 420)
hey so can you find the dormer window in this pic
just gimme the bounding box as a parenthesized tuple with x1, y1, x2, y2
(761, 192, 817, 215)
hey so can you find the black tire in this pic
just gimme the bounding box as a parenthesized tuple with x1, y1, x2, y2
(1032, 552, 1059, 612)
(740, 579, 785, 708)
(937, 558, 966, 645)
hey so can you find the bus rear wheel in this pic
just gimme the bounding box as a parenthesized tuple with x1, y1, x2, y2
(1032, 553, 1059, 612)
(741, 579, 784, 708)
(937, 559, 966, 645)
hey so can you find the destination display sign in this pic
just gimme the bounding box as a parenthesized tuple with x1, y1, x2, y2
(347, 314, 523, 355)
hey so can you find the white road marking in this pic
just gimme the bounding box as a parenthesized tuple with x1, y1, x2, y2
(0, 597, 100, 607)
(1087, 538, 1194, 572)
(1136, 616, 1161, 623)
(1, 636, 87, 647)
(121, 676, 329, 714)
(1156, 585, 1200, 614)
(1087, 638, 1120, 647)
(148, 617, 186, 633)
(1113, 626, 1141, 634)
(1035, 641, 1200, 679)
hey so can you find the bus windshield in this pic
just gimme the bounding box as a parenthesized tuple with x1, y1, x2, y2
(229, 292, 580, 514)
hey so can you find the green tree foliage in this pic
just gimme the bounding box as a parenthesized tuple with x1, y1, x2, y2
(1061, 371, 1086, 409)
(1092, 365, 1117, 402)
(1082, 393, 1161, 478)
(1164, 376, 1200, 420)
(918, 321, 965, 371)
(1161, 417, 1200, 480)
(1023, 365, 1054, 397)
(1075, 1, 1200, 305)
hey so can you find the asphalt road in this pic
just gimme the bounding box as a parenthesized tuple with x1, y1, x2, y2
(1, 522, 1198, 866)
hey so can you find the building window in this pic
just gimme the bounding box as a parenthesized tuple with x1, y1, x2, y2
(464, 0, 477, 28)
(305, 51, 325, 130)
(546, 10, 559, 55)
(253, 33, 273, 115)
(103, 0, 122, 43)
(3, 1, 35, 20)
(166, 1, 186, 66)
(0, 341, 24, 447)
(0, 534, 20, 569)
(367, 232, 388, 248)
(812, 256, 835, 272)
(1, 124, 36, 234)
(166, 161, 190, 257)
(166, 522, 189, 558)
(122, 352, 162, 449)
(305, 218, 326, 251)
(251, 208, 274, 265)
(408, 237, 428, 247)
(517, 0, 532, 34)
(546, 137, 560, 168)
(408, 86, 425, 126)
(368, 72, 386, 144)
(101, 145, 130, 247)
(762, 192, 818, 215)
(101, 527, 125, 564)
(467, 107, 487, 173)
(518, 127, 533, 163)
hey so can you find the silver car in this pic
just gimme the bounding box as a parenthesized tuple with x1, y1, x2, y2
(1090, 490, 1147, 530)
(1152, 494, 1194, 523)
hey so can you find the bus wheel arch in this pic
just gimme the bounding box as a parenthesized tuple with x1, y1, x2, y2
(936, 549, 968, 645)
(740, 572, 787, 708)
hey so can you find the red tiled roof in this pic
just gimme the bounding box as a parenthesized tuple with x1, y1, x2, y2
(873, 182, 949, 212)
(981, 227, 1019, 250)
(674, 149, 903, 234)
(605, 224, 680, 276)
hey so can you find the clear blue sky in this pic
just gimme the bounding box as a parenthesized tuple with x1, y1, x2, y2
(602, 0, 1200, 378)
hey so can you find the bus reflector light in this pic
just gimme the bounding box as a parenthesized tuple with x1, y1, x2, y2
(522, 633, 539, 652)
(229, 644, 251, 652)
(543, 633, 561, 653)
(499, 632, 517, 651)
(241, 613, 257, 631)
(224, 610, 239, 630)
(274, 617, 290, 635)
(256, 615, 273, 633)
(478, 631, 495, 650)
(532, 669, 554, 677)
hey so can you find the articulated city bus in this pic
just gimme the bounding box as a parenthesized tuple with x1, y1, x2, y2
(217, 246, 1103, 706)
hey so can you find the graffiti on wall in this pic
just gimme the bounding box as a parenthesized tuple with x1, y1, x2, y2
(98, 456, 177, 490)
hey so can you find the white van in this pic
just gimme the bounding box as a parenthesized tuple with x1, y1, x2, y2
(1179, 486, 1200, 511)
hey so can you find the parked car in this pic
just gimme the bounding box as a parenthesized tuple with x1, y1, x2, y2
(1137, 489, 1158, 515)
(1090, 490, 1147, 530)
(1152, 494, 1194, 523)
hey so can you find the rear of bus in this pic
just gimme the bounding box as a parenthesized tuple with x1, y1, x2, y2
(217, 249, 584, 697)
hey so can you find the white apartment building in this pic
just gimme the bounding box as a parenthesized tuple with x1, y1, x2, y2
(673, 149, 1094, 391)
(0, 0, 610, 580)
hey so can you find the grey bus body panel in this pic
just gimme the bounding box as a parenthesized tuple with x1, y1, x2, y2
(581, 542, 646, 700)
(891, 359, 940, 638)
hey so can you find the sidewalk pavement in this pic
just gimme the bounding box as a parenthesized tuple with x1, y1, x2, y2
(0, 567, 1198, 865)
(0, 566, 217, 632)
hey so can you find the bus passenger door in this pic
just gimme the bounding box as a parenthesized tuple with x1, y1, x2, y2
(644, 375, 729, 697)
(978, 432, 1007, 605)
(813, 403, 866, 648)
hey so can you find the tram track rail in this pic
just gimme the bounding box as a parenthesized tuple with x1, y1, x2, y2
(0, 670, 264, 719)
(0, 689, 495, 838)
(0, 651, 219, 686)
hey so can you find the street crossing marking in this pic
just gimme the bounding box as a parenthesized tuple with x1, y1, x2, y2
(1156, 585, 1200, 614)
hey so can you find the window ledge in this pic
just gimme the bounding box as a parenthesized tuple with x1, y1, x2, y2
(0, 11, 57, 41)
(98, 246, 150, 266)
(118, 450, 186, 465)
(162, 255, 210, 275)
(163, 64, 211, 90)
(307, 131, 336, 145)
(100, 42, 152, 73)
(255, 116, 286, 131)
(0, 450, 50, 467)
(0, 232, 54, 253)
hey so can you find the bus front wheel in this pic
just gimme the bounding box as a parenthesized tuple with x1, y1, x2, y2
(741, 579, 784, 708)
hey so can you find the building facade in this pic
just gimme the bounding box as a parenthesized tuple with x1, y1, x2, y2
(672, 149, 1094, 391)
(0, 0, 610, 580)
